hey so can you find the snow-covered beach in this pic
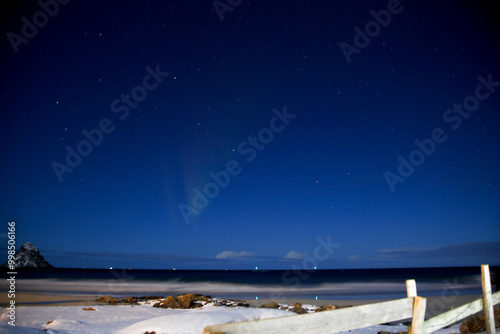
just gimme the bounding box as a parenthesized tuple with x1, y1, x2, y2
(0, 295, 473, 334)
(0, 292, 489, 334)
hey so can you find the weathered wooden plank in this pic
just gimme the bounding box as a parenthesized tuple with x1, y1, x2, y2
(423, 297, 483, 334)
(410, 297, 426, 334)
(482, 264, 495, 334)
(203, 297, 414, 334)
(493, 291, 500, 305)
(423, 291, 500, 334)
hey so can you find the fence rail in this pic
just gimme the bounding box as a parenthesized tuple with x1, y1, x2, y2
(203, 264, 499, 334)
(423, 291, 500, 334)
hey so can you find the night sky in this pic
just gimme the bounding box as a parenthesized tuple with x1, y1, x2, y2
(1, 0, 499, 270)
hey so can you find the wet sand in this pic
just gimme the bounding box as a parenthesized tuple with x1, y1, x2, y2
(0, 293, 99, 307)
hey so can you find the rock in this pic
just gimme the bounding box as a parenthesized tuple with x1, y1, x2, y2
(279, 306, 288, 310)
(290, 302, 308, 314)
(193, 294, 212, 302)
(315, 304, 336, 312)
(154, 296, 183, 309)
(176, 294, 195, 308)
(96, 296, 120, 304)
(151, 294, 237, 309)
(122, 296, 137, 304)
(82, 307, 96, 311)
(460, 307, 500, 334)
(259, 302, 280, 309)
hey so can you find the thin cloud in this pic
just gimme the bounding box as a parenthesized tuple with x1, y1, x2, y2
(284, 251, 307, 259)
(379, 242, 500, 259)
(216, 250, 256, 259)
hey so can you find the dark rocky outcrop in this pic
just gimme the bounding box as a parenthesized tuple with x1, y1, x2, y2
(2, 242, 54, 269)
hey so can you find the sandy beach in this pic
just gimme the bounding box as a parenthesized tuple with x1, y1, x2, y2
(0, 293, 98, 307)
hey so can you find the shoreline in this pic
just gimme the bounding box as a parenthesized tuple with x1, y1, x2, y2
(1, 292, 482, 318)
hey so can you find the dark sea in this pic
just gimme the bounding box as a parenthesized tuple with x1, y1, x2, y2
(6, 266, 493, 301)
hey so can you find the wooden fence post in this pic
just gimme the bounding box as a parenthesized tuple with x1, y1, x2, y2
(407, 279, 417, 297)
(410, 296, 427, 334)
(406, 279, 426, 334)
(481, 264, 495, 334)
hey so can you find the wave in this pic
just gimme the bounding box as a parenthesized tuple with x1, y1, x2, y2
(9, 277, 482, 300)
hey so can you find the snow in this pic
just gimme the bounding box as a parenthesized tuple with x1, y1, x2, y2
(19, 242, 38, 252)
(0, 303, 292, 334)
(1, 302, 498, 334)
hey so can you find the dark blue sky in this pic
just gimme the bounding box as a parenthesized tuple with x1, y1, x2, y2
(1, 0, 499, 269)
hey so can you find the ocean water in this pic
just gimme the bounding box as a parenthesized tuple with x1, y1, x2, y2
(7, 266, 490, 301)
